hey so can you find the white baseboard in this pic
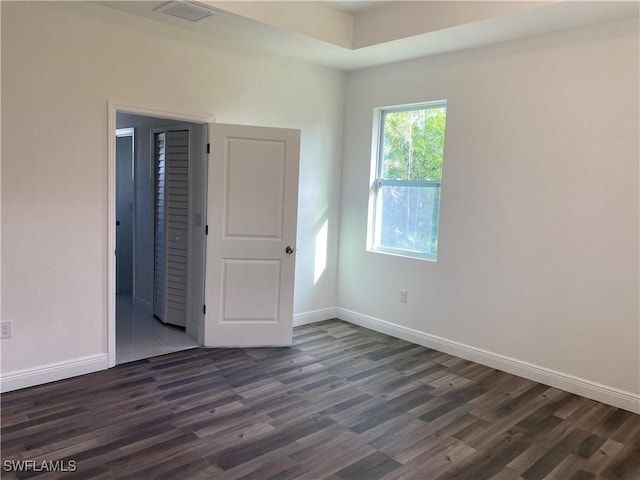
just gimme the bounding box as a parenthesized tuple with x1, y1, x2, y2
(133, 296, 151, 309)
(0, 308, 331, 393)
(1, 354, 109, 393)
(293, 307, 338, 327)
(4, 311, 637, 414)
(337, 308, 640, 414)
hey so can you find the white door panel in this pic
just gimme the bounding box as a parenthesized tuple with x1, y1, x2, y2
(222, 259, 281, 322)
(225, 138, 285, 238)
(205, 123, 300, 347)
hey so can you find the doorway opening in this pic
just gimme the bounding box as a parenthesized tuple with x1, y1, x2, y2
(110, 106, 210, 365)
(109, 104, 300, 364)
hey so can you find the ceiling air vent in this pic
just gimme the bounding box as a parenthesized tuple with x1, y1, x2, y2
(155, 1, 221, 22)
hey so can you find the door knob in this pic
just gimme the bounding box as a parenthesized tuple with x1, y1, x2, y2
(285, 246, 295, 255)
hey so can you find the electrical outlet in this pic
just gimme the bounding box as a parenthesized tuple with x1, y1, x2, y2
(1, 322, 12, 339)
(399, 290, 408, 303)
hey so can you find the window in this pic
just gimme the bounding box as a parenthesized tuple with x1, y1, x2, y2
(369, 102, 447, 261)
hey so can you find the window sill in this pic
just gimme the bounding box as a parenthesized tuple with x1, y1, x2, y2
(367, 246, 437, 262)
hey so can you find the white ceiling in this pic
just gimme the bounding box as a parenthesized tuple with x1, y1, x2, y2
(100, 1, 639, 71)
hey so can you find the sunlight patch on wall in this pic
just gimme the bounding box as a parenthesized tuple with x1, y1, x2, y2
(314, 219, 329, 284)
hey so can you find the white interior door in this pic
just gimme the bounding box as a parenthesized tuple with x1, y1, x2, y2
(205, 123, 300, 346)
(115, 133, 134, 295)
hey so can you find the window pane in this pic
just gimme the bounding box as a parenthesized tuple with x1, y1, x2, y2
(376, 184, 440, 257)
(381, 107, 446, 181)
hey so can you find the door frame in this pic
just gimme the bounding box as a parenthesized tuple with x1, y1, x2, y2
(107, 101, 214, 368)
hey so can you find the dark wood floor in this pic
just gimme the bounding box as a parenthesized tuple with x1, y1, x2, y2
(1, 320, 638, 480)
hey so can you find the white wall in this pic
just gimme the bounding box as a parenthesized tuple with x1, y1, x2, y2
(2, 1, 637, 412)
(339, 19, 639, 401)
(1, 2, 345, 375)
(0, 3, 3, 335)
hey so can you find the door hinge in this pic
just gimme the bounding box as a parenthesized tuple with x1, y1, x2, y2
(203, 304, 206, 315)
(206, 143, 210, 154)
(205, 225, 209, 235)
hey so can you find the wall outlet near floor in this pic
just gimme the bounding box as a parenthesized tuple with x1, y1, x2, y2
(399, 290, 408, 303)
(1, 322, 12, 339)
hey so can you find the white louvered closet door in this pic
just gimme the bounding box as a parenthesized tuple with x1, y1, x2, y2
(153, 133, 166, 320)
(154, 130, 190, 327)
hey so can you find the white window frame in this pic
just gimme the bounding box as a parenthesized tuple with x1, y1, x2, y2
(367, 101, 447, 262)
